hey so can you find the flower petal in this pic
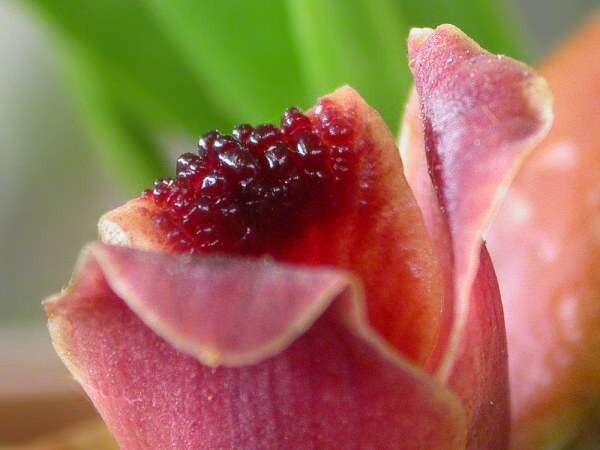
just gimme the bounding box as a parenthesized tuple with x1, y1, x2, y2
(401, 91, 510, 449)
(45, 243, 466, 449)
(487, 15, 600, 449)
(406, 23, 552, 377)
(402, 25, 552, 447)
(100, 87, 445, 366)
(400, 90, 455, 372)
(407, 24, 552, 375)
(446, 248, 509, 449)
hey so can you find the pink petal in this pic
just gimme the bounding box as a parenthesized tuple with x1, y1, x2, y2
(446, 248, 509, 450)
(400, 91, 455, 373)
(487, 16, 600, 449)
(402, 25, 553, 447)
(401, 94, 509, 449)
(407, 25, 552, 373)
(45, 243, 466, 449)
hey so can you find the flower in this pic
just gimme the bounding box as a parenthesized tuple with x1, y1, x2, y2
(44, 25, 552, 449)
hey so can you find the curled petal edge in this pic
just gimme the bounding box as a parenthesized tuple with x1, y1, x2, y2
(44, 243, 467, 449)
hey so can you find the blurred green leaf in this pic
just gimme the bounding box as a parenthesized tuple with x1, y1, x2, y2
(28, 0, 230, 133)
(286, 0, 525, 133)
(286, 0, 412, 132)
(25, 0, 526, 187)
(145, 0, 310, 124)
(60, 42, 169, 192)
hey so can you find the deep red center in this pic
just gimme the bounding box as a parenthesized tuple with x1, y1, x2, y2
(143, 102, 357, 255)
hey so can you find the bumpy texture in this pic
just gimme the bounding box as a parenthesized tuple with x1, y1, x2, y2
(145, 106, 357, 255)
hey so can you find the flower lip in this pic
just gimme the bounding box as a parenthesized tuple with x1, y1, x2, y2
(144, 103, 358, 256)
(99, 86, 447, 366)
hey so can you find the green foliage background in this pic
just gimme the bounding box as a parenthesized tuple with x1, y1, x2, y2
(25, 0, 524, 192)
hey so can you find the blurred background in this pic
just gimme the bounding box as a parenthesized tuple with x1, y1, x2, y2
(0, 0, 598, 447)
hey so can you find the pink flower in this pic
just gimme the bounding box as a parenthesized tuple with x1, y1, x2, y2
(45, 25, 552, 449)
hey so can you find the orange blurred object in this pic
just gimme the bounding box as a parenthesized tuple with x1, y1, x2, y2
(487, 13, 600, 450)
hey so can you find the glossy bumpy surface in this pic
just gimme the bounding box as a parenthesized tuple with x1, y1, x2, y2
(144, 103, 355, 254)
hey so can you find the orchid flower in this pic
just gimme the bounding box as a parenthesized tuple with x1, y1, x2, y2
(45, 25, 554, 449)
